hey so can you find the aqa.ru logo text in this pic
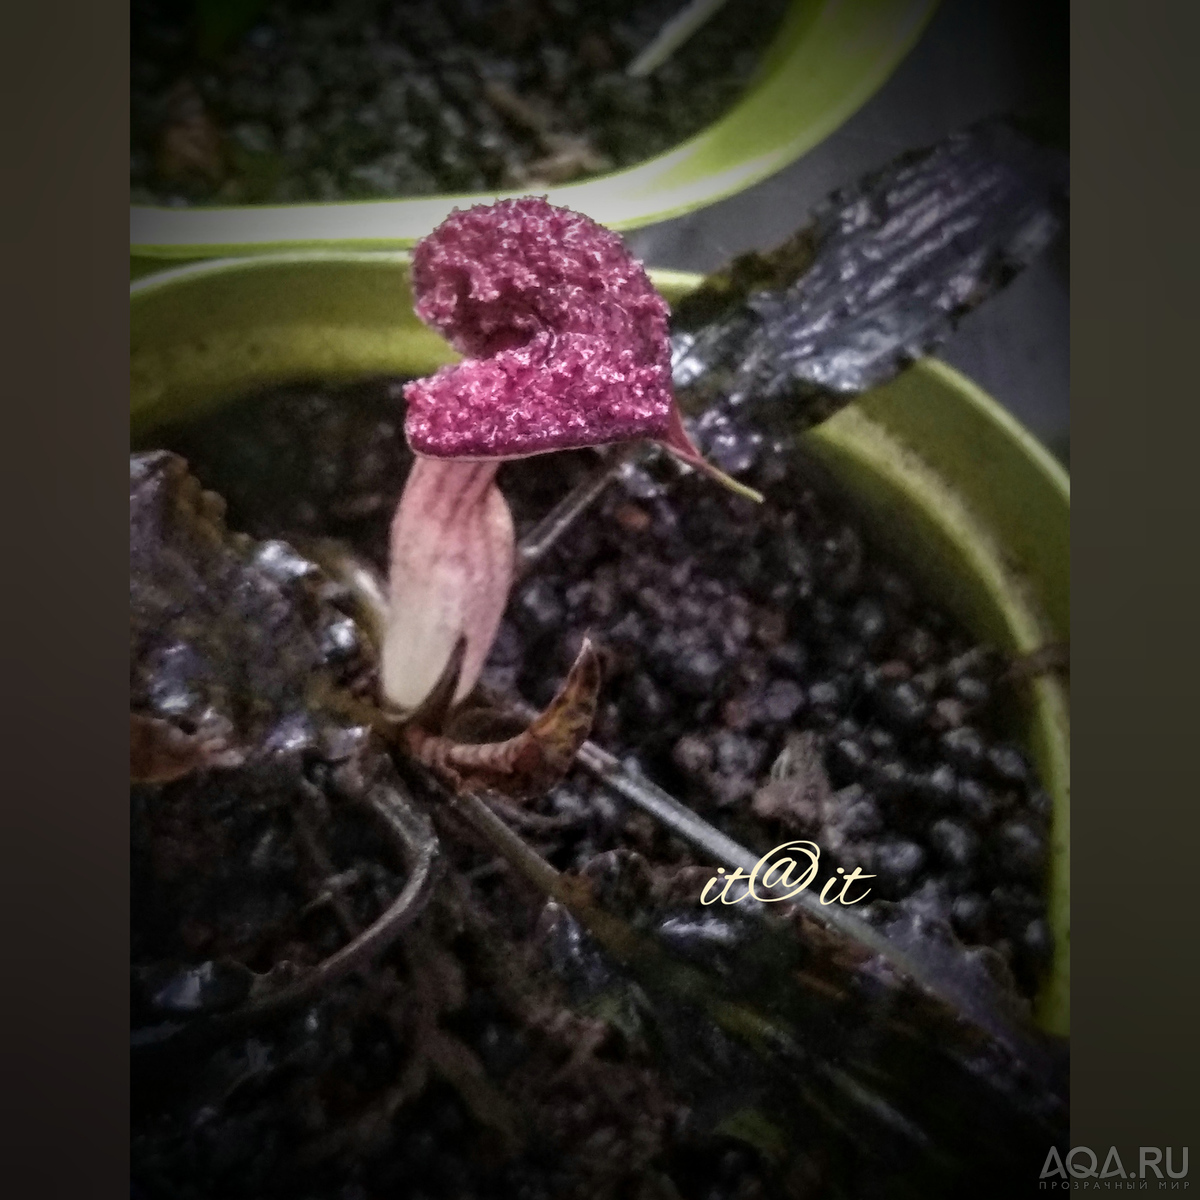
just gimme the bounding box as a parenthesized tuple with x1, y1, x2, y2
(1040, 1146, 1188, 1188)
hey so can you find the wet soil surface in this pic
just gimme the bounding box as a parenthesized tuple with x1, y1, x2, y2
(133, 377, 1055, 1199)
(131, 0, 789, 206)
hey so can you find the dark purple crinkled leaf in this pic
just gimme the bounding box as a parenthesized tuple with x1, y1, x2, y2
(670, 117, 1067, 425)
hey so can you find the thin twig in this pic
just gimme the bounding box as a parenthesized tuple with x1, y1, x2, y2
(627, 0, 732, 78)
(515, 444, 643, 574)
(295, 781, 363, 939)
(483, 792, 584, 834)
(1003, 641, 1070, 684)
(240, 783, 438, 1019)
(514, 435, 756, 573)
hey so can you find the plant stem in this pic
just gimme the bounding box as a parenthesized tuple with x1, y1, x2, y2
(626, 0, 733, 78)
(515, 445, 642, 574)
(241, 783, 438, 1018)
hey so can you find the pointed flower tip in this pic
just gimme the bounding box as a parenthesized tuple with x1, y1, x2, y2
(659, 440, 765, 505)
(699, 464, 766, 506)
(658, 403, 764, 504)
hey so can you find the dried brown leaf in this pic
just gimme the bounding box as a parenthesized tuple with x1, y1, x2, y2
(406, 638, 601, 800)
(129, 712, 242, 784)
(156, 80, 225, 186)
(751, 730, 832, 829)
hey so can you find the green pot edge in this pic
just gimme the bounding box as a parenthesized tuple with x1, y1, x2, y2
(805, 390, 1069, 1035)
(130, 249, 1070, 1035)
(129, 0, 939, 258)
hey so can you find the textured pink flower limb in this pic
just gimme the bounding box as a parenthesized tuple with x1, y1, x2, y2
(382, 198, 759, 714)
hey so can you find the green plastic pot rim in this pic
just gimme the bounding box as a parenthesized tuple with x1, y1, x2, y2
(129, 249, 1069, 1036)
(130, 249, 416, 291)
(129, 252, 711, 299)
(916, 359, 1070, 505)
(803, 380, 1069, 1035)
(130, 0, 939, 258)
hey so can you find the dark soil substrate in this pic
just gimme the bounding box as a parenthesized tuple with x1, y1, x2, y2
(131, 0, 790, 207)
(133, 377, 1056, 1198)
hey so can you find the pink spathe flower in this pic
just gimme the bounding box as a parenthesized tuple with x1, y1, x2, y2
(382, 197, 757, 714)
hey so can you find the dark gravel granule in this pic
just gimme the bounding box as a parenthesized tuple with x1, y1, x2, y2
(131, 0, 790, 206)
(150, 376, 1056, 1000)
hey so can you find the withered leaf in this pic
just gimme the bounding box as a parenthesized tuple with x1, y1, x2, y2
(531, 850, 1069, 1199)
(406, 638, 601, 800)
(669, 117, 1066, 431)
(751, 730, 832, 829)
(156, 80, 225, 187)
(130, 712, 241, 785)
(1004, 640, 1070, 683)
